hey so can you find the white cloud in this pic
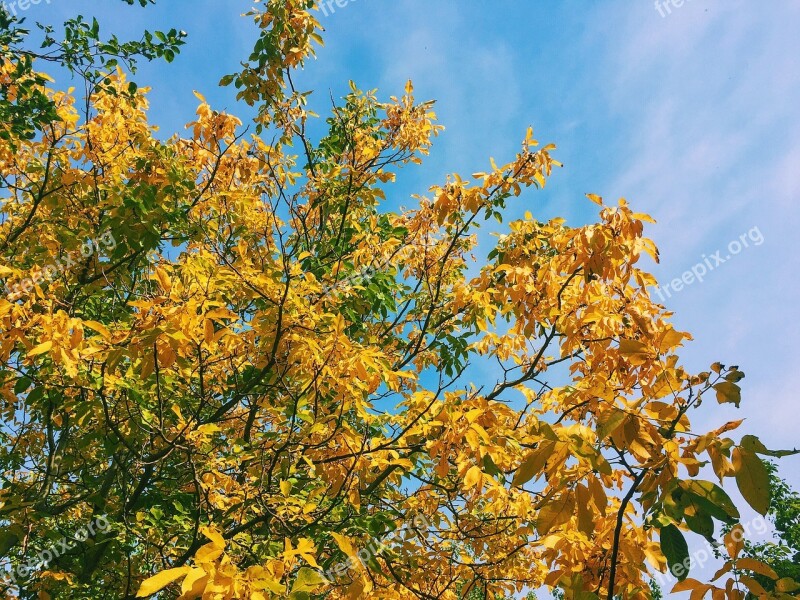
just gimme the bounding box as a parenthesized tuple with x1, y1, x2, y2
(599, 1, 800, 476)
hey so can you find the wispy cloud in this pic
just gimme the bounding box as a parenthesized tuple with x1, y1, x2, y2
(599, 1, 800, 461)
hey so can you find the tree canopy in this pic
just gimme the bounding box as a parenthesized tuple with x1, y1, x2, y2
(0, 1, 798, 599)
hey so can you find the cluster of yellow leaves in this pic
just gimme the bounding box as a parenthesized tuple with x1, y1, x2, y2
(430, 128, 557, 227)
(136, 527, 316, 599)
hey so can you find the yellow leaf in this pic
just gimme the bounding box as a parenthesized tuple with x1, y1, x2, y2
(597, 411, 626, 441)
(536, 491, 575, 535)
(154, 267, 172, 293)
(40, 571, 72, 582)
(659, 327, 686, 353)
(178, 567, 208, 599)
(264, 577, 287, 594)
(733, 447, 771, 515)
(330, 532, 359, 562)
(464, 465, 483, 490)
(736, 557, 778, 580)
(295, 537, 320, 568)
(711, 562, 732, 581)
(513, 441, 555, 487)
(618, 338, 650, 365)
(724, 525, 744, 560)
(157, 343, 176, 369)
(739, 575, 767, 596)
(713, 381, 741, 407)
(575, 484, 594, 535)
(194, 542, 223, 563)
(136, 567, 191, 597)
(28, 341, 53, 357)
(346, 576, 370, 600)
(588, 476, 608, 516)
(671, 578, 705, 593)
(776, 577, 800, 592)
(200, 525, 226, 549)
(204, 319, 215, 346)
(82, 320, 112, 340)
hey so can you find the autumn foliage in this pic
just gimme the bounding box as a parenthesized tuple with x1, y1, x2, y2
(0, 1, 798, 599)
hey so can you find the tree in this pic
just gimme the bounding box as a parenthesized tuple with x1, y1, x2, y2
(0, 1, 798, 599)
(738, 463, 800, 598)
(0, 1, 185, 148)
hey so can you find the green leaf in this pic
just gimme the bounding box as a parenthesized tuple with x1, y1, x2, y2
(14, 376, 31, 394)
(724, 368, 745, 382)
(740, 434, 799, 458)
(26, 386, 44, 402)
(733, 448, 771, 515)
(662, 487, 685, 522)
(482, 453, 501, 477)
(0, 528, 20, 558)
(660, 524, 690, 581)
(290, 567, 327, 598)
(684, 511, 714, 543)
(679, 480, 740, 523)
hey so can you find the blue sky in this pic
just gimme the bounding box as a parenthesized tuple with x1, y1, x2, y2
(16, 0, 800, 593)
